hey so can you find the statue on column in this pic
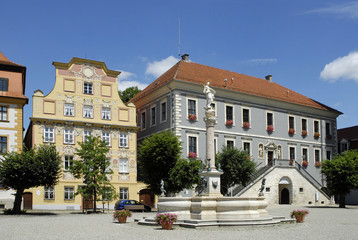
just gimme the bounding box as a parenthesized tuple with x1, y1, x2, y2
(203, 82, 216, 109)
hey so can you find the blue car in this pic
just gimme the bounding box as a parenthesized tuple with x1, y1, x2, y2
(114, 200, 151, 212)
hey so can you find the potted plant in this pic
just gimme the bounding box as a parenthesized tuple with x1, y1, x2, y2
(113, 209, 132, 223)
(289, 160, 293, 165)
(155, 212, 178, 230)
(301, 130, 307, 136)
(314, 132, 320, 138)
(290, 209, 309, 223)
(288, 128, 295, 135)
(302, 160, 308, 167)
(243, 122, 250, 128)
(188, 114, 197, 121)
(315, 161, 321, 168)
(267, 125, 274, 133)
(226, 120, 233, 126)
(188, 151, 197, 159)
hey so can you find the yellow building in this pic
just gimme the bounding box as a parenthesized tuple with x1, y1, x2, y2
(24, 57, 145, 210)
(0, 52, 28, 209)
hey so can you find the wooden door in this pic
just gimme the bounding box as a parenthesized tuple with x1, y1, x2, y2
(22, 192, 33, 210)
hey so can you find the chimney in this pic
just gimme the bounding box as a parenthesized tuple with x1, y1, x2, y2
(265, 75, 272, 82)
(181, 54, 189, 62)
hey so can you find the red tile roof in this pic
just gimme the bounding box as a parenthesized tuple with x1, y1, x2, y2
(338, 125, 358, 142)
(131, 60, 339, 112)
(0, 51, 25, 67)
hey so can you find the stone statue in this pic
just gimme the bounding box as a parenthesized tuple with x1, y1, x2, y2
(203, 82, 216, 109)
(160, 179, 166, 196)
(259, 178, 266, 196)
(196, 176, 207, 195)
(259, 144, 264, 159)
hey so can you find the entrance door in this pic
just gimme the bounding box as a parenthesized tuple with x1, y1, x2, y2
(139, 189, 154, 208)
(268, 151, 274, 166)
(280, 188, 290, 204)
(22, 192, 33, 210)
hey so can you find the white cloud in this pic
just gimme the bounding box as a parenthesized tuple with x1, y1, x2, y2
(320, 52, 358, 82)
(145, 56, 179, 78)
(306, 2, 358, 19)
(117, 80, 148, 91)
(242, 58, 278, 66)
(118, 70, 136, 82)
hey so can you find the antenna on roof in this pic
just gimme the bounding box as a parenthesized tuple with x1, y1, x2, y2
(178, 17, 181, 58)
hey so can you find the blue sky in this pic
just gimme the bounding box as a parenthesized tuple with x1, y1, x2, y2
(1, 0, 358, 130)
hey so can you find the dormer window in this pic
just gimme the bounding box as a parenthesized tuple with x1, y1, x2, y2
(0, 78, 8, 92)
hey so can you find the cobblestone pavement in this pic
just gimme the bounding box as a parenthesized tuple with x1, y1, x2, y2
(1, 204, 358, 240)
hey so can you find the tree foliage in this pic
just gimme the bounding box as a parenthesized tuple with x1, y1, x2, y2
(216, 146, 256, 196)
(321, 150, 358, 208)
(70, 136, 114, 212)
(118, 86, 141, 104)
(138, 131, 199, 195)
(0, 144, 62, 213)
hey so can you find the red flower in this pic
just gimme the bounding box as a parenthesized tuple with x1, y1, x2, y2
(188, 114, 197, 121)
(267, 125, 274, 132)
(243, 122, 250, 128)
(288, 128, 295, 134)
(302, 160, 308, 167)
(188, 151, 197, 159)
(226, 120, 233, 126)
(314, 132, 320, 138)
(301, 130, 307, 136)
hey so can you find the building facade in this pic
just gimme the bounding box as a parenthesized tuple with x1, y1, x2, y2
(0, 52, 28, 209)
(131, 54, 341, 205)
(24, 57, 145, 210)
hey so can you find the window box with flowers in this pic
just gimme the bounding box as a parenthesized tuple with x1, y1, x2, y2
(315, 162, 321, 168)
(226, 120, 233, 127)
(302, 160, 308, 167)
(267, 125, 274, 133)
(314, 132, 320, 138)
(243, 122, 250, 129)
(288, 128, 295, 135)
(289, 160, 293, 166)
(301, 130, 307, 137)
(188, 114, 197, 121)
(188, 151, 197, 159)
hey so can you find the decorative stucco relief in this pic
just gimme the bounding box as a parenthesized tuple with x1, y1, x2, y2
(70, 63, 104, 82)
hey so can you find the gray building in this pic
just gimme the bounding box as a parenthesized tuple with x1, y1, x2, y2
(131, 54, 342, 205)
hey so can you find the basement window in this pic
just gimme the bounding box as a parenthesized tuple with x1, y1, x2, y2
(299, 188, 304, 193)
(265, 187, 270, 192)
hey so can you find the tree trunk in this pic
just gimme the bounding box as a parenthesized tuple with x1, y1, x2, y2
(13, 188, 25, 214)
(93, 185, 97, 213)
(339, 194, 346, 208)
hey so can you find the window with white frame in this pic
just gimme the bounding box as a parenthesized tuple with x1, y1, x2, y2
(188, 136, 197, 154)
(289, 147, 295, 161)
(314, 120, 320, 134)
(119, 159, 128, 173)
(102, 107, 111, 120)
(0, 136, 7, 154)
(64, 129, 74, 144)
(83, 82, 93, 94)
(315, 149, 320, 163)
(120, 187, 129, 200)
(242, 108, 250, 125)
(0, 106, 7, 121)
(302, 148, 308, 162)
(160, 101, 167, 122)
(102, 132, 110, 145)
(150, 106, 156, 126)
(44, 187, 54, 200)
(83, 105, 93, 118)
(64, 103, 74, 116)
(44, 127, 55, 143)
(64, 187, 74, 200)
(83, 130, 91, 141)
(225, 105, 233, 122)
(226, 139, 235, 148)
(289, 116, 295, 130)
(119, 133, 128, 148)
(64, 155, 73, 171)
(243, 142, 251, 155)
(188, 99, 196, 116)
(267, 112, 273, 127)
(141, 111, 146, 130)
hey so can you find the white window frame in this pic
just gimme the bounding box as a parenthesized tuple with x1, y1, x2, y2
(83, 130, 92, 142)
(64, 155, 73, 171)
(140, 109, 146, 131)
(225, 137, 236, 148)
(64, 129, 74, 144)
(120, 187, 129, 200)
(102, 107, 111, 120)
(44, 127, 55, 143)
(83, 82, 93, 94)
(44, 186, 54, 200)
(313, 119, 320, 134)
(64, 187, 75, 200)
(160, 99, 167, 123)
(119, 133, 128, 148)
(150, 105, 156, 127)
(83, 105, 93, 118)
(288, 115, 295, 132)
(187, 97, 198, 118)
(289, 146, 296, 161)
(241, 106, 251, 127)
(64, 103, 74, 116)
(242, 141, 252, 155)
(314, 148, 321, 163)
(266, 111, 274, 130)
(225, 103, 235, 124)
(187, 133, 199, 157)
(119, 158, 129, 173)
(302, 147, 309, 163)
(101, 131, 111, 146)
(301, 117, 308, 135)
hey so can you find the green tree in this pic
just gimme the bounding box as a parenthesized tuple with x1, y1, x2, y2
(118, 86, 141, 103)
(321, 150, 358, 208)
(70, 136, 113, 212)
(216, 146, 256, 196)
(138, 131, 198, 195)
(0, 144, 62, 214)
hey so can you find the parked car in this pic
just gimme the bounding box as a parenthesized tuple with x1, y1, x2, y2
(114, 200, 151, 212)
